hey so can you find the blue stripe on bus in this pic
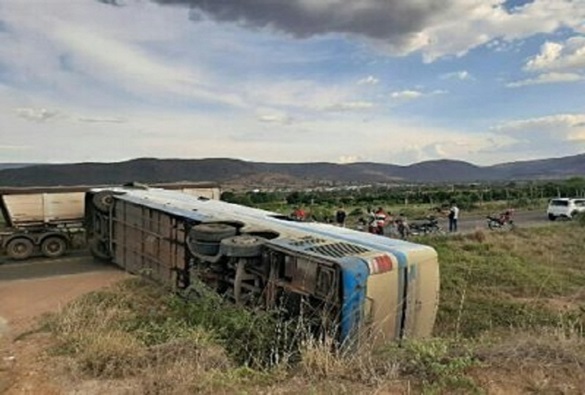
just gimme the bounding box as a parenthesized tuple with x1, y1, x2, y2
(338, 257, 369, 345)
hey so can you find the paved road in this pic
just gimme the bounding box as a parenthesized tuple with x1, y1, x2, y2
(442, 209, 549, 233)
(0, 253, 119, 282)
(379, 209, 553, 236)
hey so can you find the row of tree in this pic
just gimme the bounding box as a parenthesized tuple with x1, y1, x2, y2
(222, 178, 585, 211)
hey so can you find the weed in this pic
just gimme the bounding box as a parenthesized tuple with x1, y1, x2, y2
(380, 339, 479, 394)
(39, 223, 585, 393)
(427, 223, 585, 337)
(575, 212, 585, 227)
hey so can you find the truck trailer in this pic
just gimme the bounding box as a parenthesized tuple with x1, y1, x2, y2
(85, 185, 440, 344)
(0, 183, 220, 260)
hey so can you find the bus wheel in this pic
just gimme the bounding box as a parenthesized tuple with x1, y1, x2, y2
(89, 238, 111, 261)
(41, 236, 67, 258)
(6, 238, 34, 260)
(92, 192, 115, 213)
(189, 223, 237, 242)
(220, 235, 265, 258)
(188, 240, 220, 256)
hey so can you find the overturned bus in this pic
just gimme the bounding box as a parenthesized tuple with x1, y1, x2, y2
(85, 185, 439, 344)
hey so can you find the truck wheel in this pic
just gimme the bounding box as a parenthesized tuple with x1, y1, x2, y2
(92, 191, 115, 213)
(6, 238, 34, 260)
(548, 214, 556, 221)
(189, 223, 237, 242)
(220, 235, 265, 258)
(41, 236, 67, 258)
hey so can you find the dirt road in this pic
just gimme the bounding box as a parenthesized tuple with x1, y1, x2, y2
(0, 254, 127, 394)
(0, 255, 127, 335)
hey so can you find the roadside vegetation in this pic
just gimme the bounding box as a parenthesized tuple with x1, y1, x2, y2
(30, 220, 585, 394)
(222, 177, 585, 226)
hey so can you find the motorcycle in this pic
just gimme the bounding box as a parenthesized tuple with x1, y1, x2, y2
(393, 217, 410, 239)
(486, 211, 515, 230)
(409, 216, 444, 236)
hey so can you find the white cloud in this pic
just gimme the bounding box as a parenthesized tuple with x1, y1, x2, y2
(391, 90, 423, 100)
(390, 89, 446, 101)
(525, 36, 585, 72)
(241, 79, 376, 113)
(0, 1, 248, 109)
(492, 114, 585, 143)
(385, 0, 585, 62)
(15, 108, 60, 122)
(357, 76, 379, 85)
(51, 24, 245, 108)
(506, 72, 584, 87)
(337, 155, 363, 164)
(0, 1, 583, 167)
(77, 117, 127, 124)
(142, 0, 585, 62)
(440, 70, 474, 80)
(257, 113, 293, 125)
(321, 101, 375, 112)
(0, 89, 499, 165)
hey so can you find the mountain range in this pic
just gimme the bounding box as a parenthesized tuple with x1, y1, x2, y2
(0, 154, 583, 189)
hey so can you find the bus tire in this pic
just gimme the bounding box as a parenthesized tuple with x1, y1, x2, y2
(187, 240, 220, 256)
(92, 192, 115, 213)
(220, 235, 265, 258)
(89, 238, 111, 261)
(189, 223, 237, 242)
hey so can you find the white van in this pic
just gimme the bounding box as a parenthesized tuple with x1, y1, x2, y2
(547, 198, 585, 220)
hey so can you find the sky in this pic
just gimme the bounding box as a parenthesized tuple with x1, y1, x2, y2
(0, 0, 584, 166)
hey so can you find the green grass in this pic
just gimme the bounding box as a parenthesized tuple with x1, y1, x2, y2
(37, 222, 585, 393)
(424, 226, 585, 338)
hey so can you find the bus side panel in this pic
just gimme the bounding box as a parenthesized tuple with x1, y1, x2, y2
(403, 250, 440, 339)
(365, 269, 401, 343)
(112, 199, 186, 289)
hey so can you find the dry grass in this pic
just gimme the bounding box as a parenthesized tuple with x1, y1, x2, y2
(44, 280, 240, 393)
(298, 335, 399, 384)
(29, 222, 585, 393)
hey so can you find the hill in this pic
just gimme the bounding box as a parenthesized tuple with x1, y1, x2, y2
(0, 153, 583, 188)
(0, 163, 37, 171)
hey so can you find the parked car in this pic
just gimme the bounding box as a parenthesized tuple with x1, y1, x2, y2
(546, 198, 585, 220)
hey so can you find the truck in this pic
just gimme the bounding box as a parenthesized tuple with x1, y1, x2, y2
(85, 185, 440, 344)
(0, 182, 221, 261)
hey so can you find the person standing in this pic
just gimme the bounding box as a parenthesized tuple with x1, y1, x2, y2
(448, 201, 459, 232)
(366, 207, 378, 234)
(374, 207, 389, 235)
(335, 206, 347, 227)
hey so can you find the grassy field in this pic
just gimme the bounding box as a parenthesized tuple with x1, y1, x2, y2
(31, 220, 585, 393)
